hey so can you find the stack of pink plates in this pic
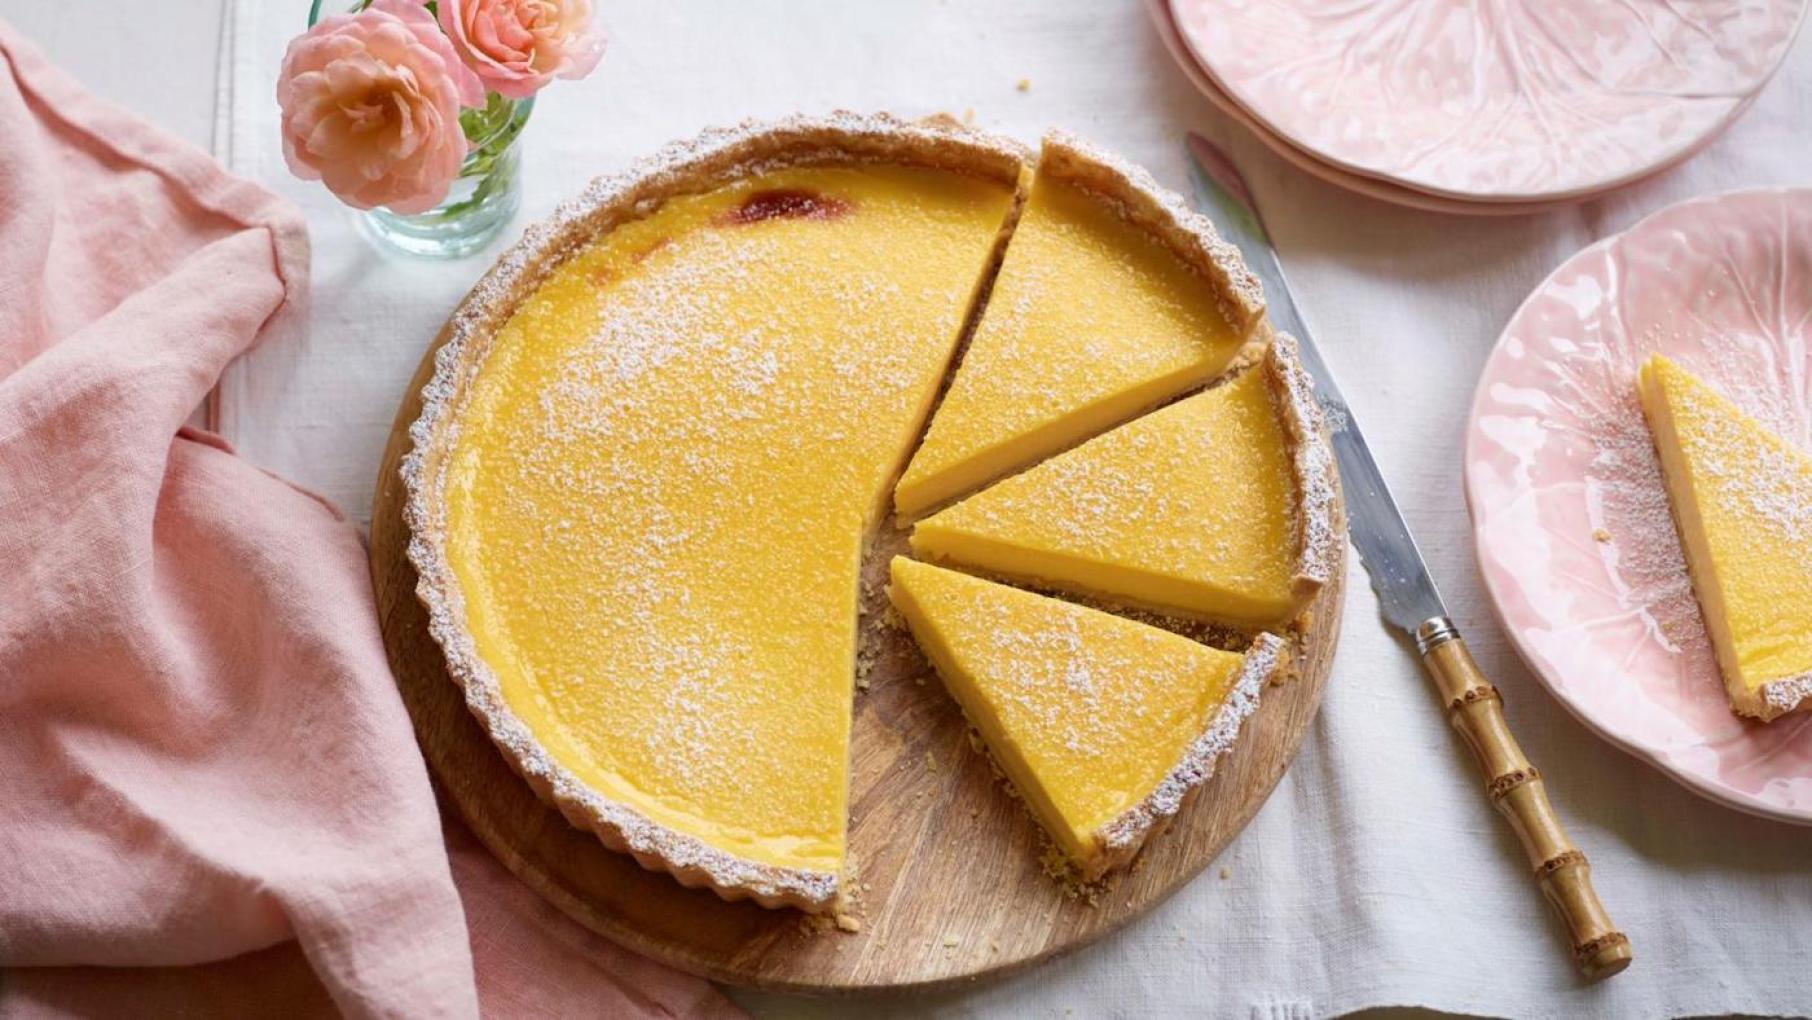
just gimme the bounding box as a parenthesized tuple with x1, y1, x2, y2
(1148, 0, 1806, 215)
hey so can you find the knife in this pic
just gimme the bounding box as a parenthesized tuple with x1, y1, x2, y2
(1184, 133, 1632, 981)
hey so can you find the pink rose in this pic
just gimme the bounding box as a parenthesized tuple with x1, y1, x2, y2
(438, 0, 605, 100)
(277, 0, 485, 214)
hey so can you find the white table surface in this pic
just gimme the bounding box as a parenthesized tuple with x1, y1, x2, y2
(9, 2, 1812, 1017)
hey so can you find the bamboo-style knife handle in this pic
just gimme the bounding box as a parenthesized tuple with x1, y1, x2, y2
(1415, 618, 1632, 981)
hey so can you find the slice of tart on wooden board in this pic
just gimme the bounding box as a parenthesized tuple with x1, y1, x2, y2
(1638, 353, 1812, 721)
(888, 557, 1286, 880)
(910, 337, 1338, 630)
(892, 133, 1265, 520)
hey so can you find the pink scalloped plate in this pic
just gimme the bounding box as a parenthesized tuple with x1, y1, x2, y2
(1144, 0, 1572, 217)
(1170, 0, 1807, 204)
(1465, 189, 1812, 824)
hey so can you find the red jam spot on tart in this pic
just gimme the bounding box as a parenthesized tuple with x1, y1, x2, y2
(719, 189, 851, 226)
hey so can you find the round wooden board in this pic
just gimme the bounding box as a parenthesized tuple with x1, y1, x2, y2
(368, 327, 1345, 995)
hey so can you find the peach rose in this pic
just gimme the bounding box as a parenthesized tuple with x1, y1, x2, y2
(277, 0, 485, 214)
(438, 0, 605, 100)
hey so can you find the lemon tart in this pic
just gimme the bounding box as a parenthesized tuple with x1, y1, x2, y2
(1637, 354, 1812, 721)
(888, 557, 1285, 877)
(405, 116, 1026, 909)
(910, 336, 1337, 629)
(404, 115, 1342, 914)
(892, 133, 1265, 519)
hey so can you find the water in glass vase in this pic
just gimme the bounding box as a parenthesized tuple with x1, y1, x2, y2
(363, 92, 534, 259)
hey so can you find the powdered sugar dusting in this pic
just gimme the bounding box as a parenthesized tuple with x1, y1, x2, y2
(1678, 377, 1812, 545)
(1268, 334, 1340, 592)
(1574, 364, 1709, 657)
(1040, 130, 1264, 331)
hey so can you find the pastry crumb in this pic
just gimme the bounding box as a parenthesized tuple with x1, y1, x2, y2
(828, 859, 864, 933)
(925, 750, 939, 773)
(1219, 866, 1231, 880)
(942, 935, 961, 949)
(1592, 527, 1612, 543)
(1040, 845, 1104, 904)
(1016, 77, 1031, 92)
(878, 603, 907, 632)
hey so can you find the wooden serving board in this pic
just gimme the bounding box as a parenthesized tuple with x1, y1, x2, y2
(368, 330, 1345, 994)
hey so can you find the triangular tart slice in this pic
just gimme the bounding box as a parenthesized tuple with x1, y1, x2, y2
(887, 557, 1285, 877)
(1638, 354, 1812, 721)
(892, 132, 1264, 519)
(910, 336, 1337, 629)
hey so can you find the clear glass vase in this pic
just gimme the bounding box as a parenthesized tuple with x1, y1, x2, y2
(306, 1, 532, 259)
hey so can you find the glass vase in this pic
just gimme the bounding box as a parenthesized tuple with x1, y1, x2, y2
(307, 0, 532, 259)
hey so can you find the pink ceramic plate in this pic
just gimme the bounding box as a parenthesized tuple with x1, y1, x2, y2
(1465, 189, 1812, 823)
(1144, 0, 1572, 217)
(1171, 0, 1806, 203)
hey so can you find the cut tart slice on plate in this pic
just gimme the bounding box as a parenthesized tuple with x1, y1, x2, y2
(1638, 354, 1812, 722)
(910, 336, 1338, 630)
(888, 557, 1286, 878)
(405, 115, 1026, 911)
(892, 132, 1265, 520)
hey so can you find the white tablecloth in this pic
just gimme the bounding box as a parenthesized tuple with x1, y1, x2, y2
(201, 2, 1812, 1016)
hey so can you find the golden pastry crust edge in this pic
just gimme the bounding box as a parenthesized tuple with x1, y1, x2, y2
(1086, 632, 1288, 879)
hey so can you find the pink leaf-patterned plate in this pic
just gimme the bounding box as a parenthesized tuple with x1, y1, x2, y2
(1465, 189, 1812, 823)
(1143, 0, 1573, 217)
(1170, 0, 1807, 203)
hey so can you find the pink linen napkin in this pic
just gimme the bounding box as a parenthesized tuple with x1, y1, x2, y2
(0, 20, 738, 1020)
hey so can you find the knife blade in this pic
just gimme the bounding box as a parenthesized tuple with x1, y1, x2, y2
(1182, 136, 1443, 635)
(1183, 132, 1631, 981)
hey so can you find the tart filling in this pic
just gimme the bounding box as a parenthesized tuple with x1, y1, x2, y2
(888, 557, 1285, 877)
(910, 336, 1337, 630)
(1638, 354, 1812, 721)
